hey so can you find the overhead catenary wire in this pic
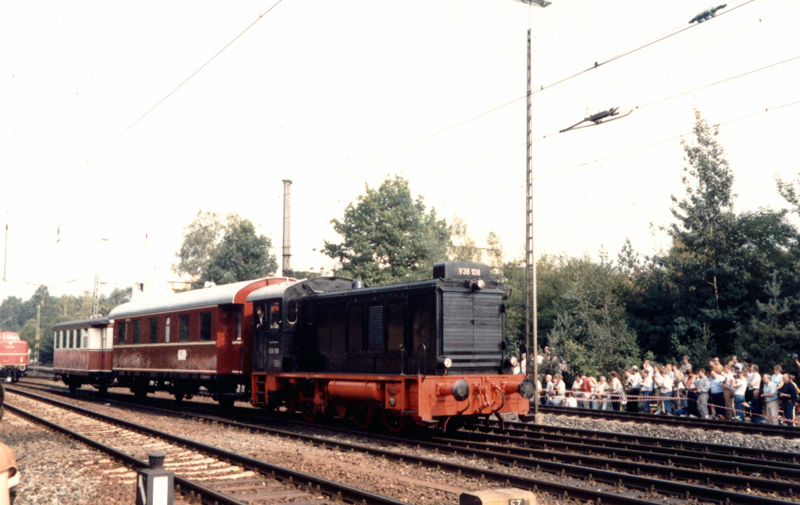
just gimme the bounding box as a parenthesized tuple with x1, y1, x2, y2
(1, 1, 793, 294)
(10, 0, 285, 226)
(5, 0, 760, 230)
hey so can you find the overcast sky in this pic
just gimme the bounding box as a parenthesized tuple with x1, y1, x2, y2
(1, 0, 798, 302)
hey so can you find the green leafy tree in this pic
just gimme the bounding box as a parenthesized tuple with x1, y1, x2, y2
(175, 212, 277, 288)
(323, 175, 450, 285)
(174, 211, 224, 282)
(204, 215, 278, 285)
(735, 274, 800, 371)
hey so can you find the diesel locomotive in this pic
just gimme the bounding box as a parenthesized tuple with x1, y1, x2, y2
(52, 261, 533, 431)
(248, 261, 533, 431)
(0, 331, 29, 382)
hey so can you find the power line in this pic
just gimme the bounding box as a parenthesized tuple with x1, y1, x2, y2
(12, 0, 284, 225)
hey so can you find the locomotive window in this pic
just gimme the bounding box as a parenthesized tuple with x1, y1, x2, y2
(179, 314, 189, 342)
(149, 317, 158, 343)
(347, 304, 363, 351)
(387, 302, 404, 352)
(119, 322, 126, 345)
(287, 300, 298, 324)
(367, 305, 384, 351)
(200, 312, 212, 341)
(132, 320, 140, 344)
(269, 301, 281, 329)
(165, 316, 171, 343)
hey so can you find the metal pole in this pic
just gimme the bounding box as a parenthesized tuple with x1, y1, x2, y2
(3, 215, 8, 282)
(525, 28, 540, 421)
(281, 179, 292, 276)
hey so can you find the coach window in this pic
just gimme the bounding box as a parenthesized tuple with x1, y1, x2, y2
(387, 301, 404, 352)
(81, 329, 87, 348)
(54, 332, 58, 349)
(69, 330, 74, 349)
(179, 314, 189, 342)
(119, 322, 127, 345)
(149, 317, 158, 343)
(165, 316, 171, 343)
(133, 320, 141, 344)
(200, 312, 212, 341)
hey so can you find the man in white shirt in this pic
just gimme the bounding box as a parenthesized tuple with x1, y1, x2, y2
(627, 366, 642, 412)
(548, 375, 566, 406)
(762, 373, 780, 425)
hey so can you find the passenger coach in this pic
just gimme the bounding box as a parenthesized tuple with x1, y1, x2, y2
(108, 276, 294, 405)
(248, 262, 534, 431)
(53, 317, 113, 392)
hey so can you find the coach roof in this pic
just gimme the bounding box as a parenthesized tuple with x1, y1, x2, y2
(53, 317, 111, 330)
(109, 278, 284, 319)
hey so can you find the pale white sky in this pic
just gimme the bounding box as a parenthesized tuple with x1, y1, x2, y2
(1, 0, 799, 301)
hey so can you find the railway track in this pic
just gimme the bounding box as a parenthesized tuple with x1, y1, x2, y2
(12, 381, 800, 505)
(533, 404, 800, 438)
(3, 387, 411, 505)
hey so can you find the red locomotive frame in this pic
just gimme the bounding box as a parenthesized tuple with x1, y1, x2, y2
(0, 331, 29, 382)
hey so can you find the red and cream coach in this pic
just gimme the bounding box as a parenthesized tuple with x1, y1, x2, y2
(107, 276, 294, 405)
(53, 317, 113, 392)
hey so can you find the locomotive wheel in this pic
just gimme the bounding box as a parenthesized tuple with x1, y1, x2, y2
(350, 406, 374, 429)
(300, 402, 320, 422)
(380, 409, 408, 433)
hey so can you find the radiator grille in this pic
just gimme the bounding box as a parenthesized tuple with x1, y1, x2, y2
(442, 291, 504, 373)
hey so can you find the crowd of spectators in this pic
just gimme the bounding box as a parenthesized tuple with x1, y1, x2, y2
(527, 352, 800, 426)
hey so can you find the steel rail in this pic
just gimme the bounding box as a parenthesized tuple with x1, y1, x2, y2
(5, 388, 410, 505)
(3, 385, 674, 505)
(533, 404, 800, 438)
(14, 381, 800, 503)
(436, 427, 800, 480)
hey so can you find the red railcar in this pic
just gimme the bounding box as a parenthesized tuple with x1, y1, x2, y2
(107, 277, 294, 405)
(53, 317, 113, 393)
(0, 331, 29, 382)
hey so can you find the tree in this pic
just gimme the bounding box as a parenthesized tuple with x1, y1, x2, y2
(204, 215, 278, 285)
(545, 254, 639, 378)
(323, 176, 450, 285)
(175, 212, 278, 288)
(174, 211, 224, 282)
(669, 109, 734, 308)
(448, 216, 480, 262)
